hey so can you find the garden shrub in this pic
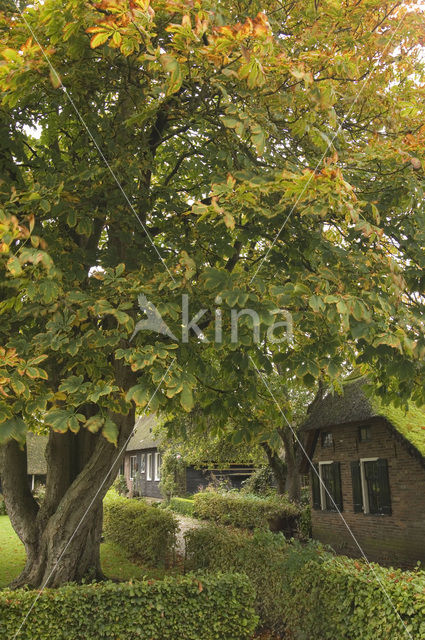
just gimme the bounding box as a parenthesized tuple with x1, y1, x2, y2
(186, 526, 425, 639)
(0, 573, 258, 640)
(169, 496, 194, 517)
(0, 494, 6, 516)
(103, 494, 178, 567)
(241, 466, 276, 496)
(281, 551, 425, 640)
(185, 523, 290, 635)
(192, 491, 300, 533)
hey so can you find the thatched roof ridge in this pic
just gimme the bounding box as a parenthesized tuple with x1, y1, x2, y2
(301, 378, 425, 461)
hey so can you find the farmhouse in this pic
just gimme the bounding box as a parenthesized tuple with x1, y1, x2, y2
(122, 414, 255, 499)
(301, 377, 425, 567)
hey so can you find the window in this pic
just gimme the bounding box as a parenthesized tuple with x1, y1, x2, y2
(359, 425, 371, 442)
(155, 453, 161, 481)
(140, 454, 146, 474)
(119, 462, 124, 476)
(146, 453, 153, 481)
(311, 462, 343, 512)
(351, 458, 391, 515)
(321, 432, 334, 448)
(129, 455, 138, 480)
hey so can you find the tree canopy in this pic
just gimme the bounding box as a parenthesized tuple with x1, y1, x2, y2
(0, 0, 424, 586)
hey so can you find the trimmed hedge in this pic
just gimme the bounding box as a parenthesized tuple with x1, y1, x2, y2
(0, 573, 258, 640)
(169, 496, 194, 517)
(192, 491, 300, 533)
(282, 553, 425, 640)
(103, 494, 178, 567)
(185, 523, 291, 635)
(185, 524, 425, 639)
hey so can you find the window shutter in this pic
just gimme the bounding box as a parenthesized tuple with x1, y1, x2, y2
(351, 461, 363, 513)
(332, 462, 343, 511)
(377, 458, 392, 515)
(311, 464, 321, 510)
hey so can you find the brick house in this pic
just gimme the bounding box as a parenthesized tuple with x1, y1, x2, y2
(301, 378, 425, 567)
(122, 414, 256, 499)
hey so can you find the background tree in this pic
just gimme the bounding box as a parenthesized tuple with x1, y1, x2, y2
(0, 0, 424, 587)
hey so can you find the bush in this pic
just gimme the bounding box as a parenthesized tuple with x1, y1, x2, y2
(186, 526, 425, 639)
(0, 573, 258, 640)
(241, 467, 276, 496)
(0, 494, 6, 516)
(193, 491, 300, 533)
(281, 551, 425, 639)
(112, 474, 128, 496)
(169, 496, 194, 517)
(103, 494, 178, 567)
(185, 523, 290, 635)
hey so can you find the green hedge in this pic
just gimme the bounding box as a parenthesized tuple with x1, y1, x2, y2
(185, 524, 425, 639)
(282, 553, 425, 640)
(0, 573, 258, 640)
(169, 496, 194, 517)
(185, 523, 291, 635)
(192, 491, 300, 532)
(103, 494, 178, 567)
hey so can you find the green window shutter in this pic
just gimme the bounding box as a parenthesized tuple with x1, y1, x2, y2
(332, 462, 343, 511)
(376, 458, 392, 515)
(311, 464, 321, 510)
(351, 461, 363, 513)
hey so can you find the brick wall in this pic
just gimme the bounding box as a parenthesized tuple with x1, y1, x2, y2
(311, 419, 425, 567)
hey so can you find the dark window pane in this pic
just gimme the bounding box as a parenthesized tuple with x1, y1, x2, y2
(311, 464, 321, 510)
(321, 432, 334, 448)
(321, 463, 340, 511)
(364, 459, 391, 515)
(359, 425, 371, 442)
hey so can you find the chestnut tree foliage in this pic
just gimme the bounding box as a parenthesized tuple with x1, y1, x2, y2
(0, 0, 424, 586)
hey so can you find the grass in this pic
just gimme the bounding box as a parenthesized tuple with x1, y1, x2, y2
(0, 516, 26, 588)
(0, 515, 165, 588)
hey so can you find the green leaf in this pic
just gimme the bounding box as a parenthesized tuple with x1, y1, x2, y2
(125, 385, 149, 406)
(45, 409, 74, 433)
(102, 417, 118, 444)
(6, 255, 22, 276)
(59, 375, 84, 394)
(90, 30, 111, 49)
(180, 385, 194, 412)
(0, 417, 27, 444)
(85, 415, 104, 433)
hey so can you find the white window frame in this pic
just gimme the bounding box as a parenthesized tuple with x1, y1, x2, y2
(140, 453, 146, 474)
(318, 461, 333, 511)
(154, 452, 161, 481)
(359, 457, 378, 514)
(129, 455, 138, 480)
(146, 453, 153, 481)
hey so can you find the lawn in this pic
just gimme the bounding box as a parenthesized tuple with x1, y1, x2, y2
(0, 515, 158, 588)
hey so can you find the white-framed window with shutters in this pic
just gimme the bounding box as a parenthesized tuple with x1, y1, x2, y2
(351, 458, 391, 515)
(155, 452, 161, 481)
(129, 455, 138, 480)
(146, 453, 153, 481)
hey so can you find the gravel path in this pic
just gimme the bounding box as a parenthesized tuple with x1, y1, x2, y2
(175, 514, 202, 556)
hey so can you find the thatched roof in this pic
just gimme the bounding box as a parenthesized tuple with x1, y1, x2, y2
(126, 414, 159, 452)
(301, 377, 425, 461)
(26, 433, 48, 475)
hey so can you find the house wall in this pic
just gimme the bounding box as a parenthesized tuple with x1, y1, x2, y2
(124, 449, 162, 499)
(311, 419, 425, 567)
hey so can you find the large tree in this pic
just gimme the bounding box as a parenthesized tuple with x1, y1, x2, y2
(0, 0, 424, 587)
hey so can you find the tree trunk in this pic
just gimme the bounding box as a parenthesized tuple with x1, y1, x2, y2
(277, 427, 302, 503)
(261, 442, 287, 494)
(0, 408, 135, 589)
